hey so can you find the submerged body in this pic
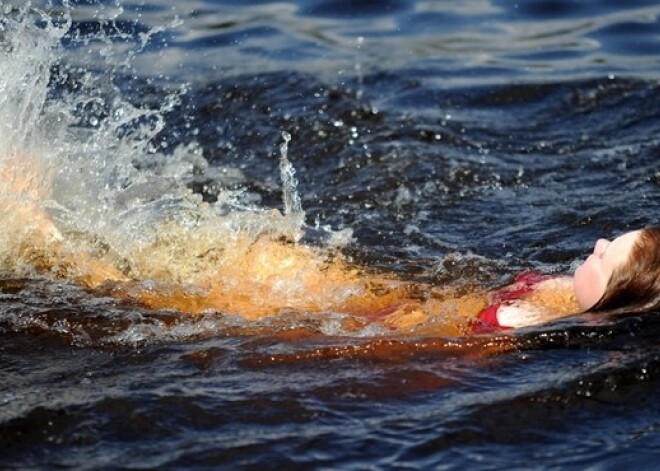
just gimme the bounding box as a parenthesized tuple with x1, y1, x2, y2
(1, 153, 629, 335)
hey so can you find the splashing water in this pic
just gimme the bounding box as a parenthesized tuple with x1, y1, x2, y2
(0, 4, 497, 345)
(0, 3, 374, 329)
(278, 130, 305, 240)
(279, 131, 303, 215)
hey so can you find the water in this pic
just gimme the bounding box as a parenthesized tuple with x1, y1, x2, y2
(1, 0, 660, 468)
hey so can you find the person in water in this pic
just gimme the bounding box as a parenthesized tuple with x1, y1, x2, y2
(473, 229, 660, 332)
(2, 153, 659, 335)
(116, 228, 660, 334)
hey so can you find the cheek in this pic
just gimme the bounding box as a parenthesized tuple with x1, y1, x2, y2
(574, 258, 609, 310)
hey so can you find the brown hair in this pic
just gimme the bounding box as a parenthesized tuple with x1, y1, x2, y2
(589, 228, 660, 314)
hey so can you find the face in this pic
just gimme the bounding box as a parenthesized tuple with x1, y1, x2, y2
(574, 230, 640, 310)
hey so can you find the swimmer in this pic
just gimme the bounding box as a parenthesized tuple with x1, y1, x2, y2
(2, 153, 659, 334)
(473, 229, 660, 332)
(105, 229, 660, 334)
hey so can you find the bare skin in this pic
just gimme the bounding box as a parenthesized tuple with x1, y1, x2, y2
(573, 231, 639, 310)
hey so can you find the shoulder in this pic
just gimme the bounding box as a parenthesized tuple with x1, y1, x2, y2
(534, 276, 573, 291)
(473, 300, 552, 332)
(474, 273, 574, 332)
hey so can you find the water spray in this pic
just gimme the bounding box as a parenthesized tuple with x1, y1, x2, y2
(278, 131, 306, 241)
(279, 131, 303, 216)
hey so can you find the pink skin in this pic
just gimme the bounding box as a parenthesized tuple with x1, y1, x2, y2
(573, 231, 640, 310)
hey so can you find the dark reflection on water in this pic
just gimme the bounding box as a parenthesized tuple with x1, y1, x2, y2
(3, 0, 660, 469)
(158, 0, 660, 82)
(4, 309, 660, 469)
(158, 73, 659, 274)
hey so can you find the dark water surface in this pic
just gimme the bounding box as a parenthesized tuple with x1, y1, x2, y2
(2, 0, 660, 469)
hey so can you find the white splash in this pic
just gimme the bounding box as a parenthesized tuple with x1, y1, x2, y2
(0, 3, 319, 281)
(0, 3, 371, 342)
(278, 130, 305, 241)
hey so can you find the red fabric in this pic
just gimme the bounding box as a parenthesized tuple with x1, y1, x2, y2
(473, 271, 551, 333)
(472, 303, 507, 334)
(490, 272, 551, 303)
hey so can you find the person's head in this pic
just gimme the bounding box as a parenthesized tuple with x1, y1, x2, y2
(574, 228, 660, 313)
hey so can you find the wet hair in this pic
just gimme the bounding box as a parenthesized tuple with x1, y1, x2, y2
(589, 228, 660, 314)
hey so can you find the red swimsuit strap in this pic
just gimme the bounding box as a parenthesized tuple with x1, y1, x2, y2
(490, 271, 552, 304)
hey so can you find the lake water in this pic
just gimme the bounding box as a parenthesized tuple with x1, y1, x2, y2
(1, 0, 660, 469)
